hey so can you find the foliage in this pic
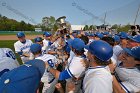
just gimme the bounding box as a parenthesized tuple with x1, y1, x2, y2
(111, 24, 131, 32)
(0, 15, 35, 31)
(83, 25, 96, 31)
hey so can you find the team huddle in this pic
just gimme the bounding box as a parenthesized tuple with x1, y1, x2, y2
(0, 29, 140, 93)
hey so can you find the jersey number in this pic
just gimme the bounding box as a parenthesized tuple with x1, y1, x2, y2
(47, 59, 54, 67)
(6, 51, 16, 60)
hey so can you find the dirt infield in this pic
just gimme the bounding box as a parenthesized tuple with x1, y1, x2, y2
(0, 35, 43, 40)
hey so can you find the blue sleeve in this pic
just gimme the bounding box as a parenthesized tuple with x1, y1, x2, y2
(58, 70, 72, 80)
(17, 51, 23, 55)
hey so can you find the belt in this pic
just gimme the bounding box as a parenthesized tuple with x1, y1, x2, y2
(48, 78, 55, 84)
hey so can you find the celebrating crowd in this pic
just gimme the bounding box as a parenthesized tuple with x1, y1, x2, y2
(0, 26, 140, 93)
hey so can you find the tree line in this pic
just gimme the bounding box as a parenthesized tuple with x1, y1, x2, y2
(0, 14, 132, 32)
(0, 14, 34, 31)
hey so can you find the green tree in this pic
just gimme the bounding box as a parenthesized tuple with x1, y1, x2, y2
(111, 24, 119, 29)
(83, 25, 89, 31)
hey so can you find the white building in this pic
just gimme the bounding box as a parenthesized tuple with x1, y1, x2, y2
(71, 25, 85, 31)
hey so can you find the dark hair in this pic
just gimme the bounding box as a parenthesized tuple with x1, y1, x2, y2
(72, 48, 84, 56)
(131, 25, 136, 30)
(94, 56, 111, 66)
(80, 35, 89, 45)
(102, 37, 115, 46)
(136, 25, 140, 29)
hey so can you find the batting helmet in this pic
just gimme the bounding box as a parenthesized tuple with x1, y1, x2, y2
(85, 40, 113, 61)
(123, 46, 140, 60)
(70, 38, 85, 51)
(43, 32, 51, 37)
(34, 37, 43, 43)
(128, 35, 140, 43)
(30, 44, 42, 53)
(17, 32, 25, 38)
(118, 32, 128, 39)
(113, 35, 120, 42)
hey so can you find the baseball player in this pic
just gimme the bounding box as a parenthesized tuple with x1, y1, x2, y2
(0, 57, 19, 77)
(0, 48, 19, 65)
(34, 37, 43, 46)
(42, 32, 52, 54)
(46, 38, 86, 93)
(30, 43, 58, 93)
(0, 59, 45, 93)
(14, 32, 33, 63)
(127, 35, 140, 48)
(109, 46, 140, 93)
(83, 40, 113, 93)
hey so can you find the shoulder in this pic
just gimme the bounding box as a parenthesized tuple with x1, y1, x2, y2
(14, 41, 21, 45)
(26, 39, 33, 43)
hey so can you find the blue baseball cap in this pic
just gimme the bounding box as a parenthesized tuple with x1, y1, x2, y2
(85, 40, 113, 61)
(70, 38, 85, 51)
(95, 33, 104, 39)
(128, 35, 140, 43)
(123, 46, 140, 60)
(0, 59, 45, 93)
(34, 37, 43, 43)
(30, 43, 42, 53)
(85, 32, 89, 36)
(44, 32, 51, 37)
(113, 35, 120, 42)
(16, 32, 25, 38)
(118, 32, 128, 39)
(103, 31, 109, 35)
(89, 33, 95, 37)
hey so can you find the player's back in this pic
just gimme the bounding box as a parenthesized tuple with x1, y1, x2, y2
(0, 57, 19, 76)
(35, 54, 58, 82)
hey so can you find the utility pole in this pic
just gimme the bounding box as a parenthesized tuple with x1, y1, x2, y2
(103, 12, 107, 31)
(134, 4, 140, 25)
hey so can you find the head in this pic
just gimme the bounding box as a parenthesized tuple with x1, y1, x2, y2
(70, 38, 85, 56)
(94, 33, 103, 40)
(127, 35, 140, 48)
(101, 37, 115, 46)
(85, 40, 113, 66)
(120, 47, 140, 68)
(103, 31, 109, 37)
(43, 32, 51, 40)
(80, 35, 89, 45)
(16, 32, 26, 43)
(131, 25, 136, 31)
(30, 44, 42, 56)
(0, 59, 45, 93)
(72, 31, 78, 38)
(119, 32, 128, 48)
(34, 37, 43, 46)
(113, 35, 120, 45)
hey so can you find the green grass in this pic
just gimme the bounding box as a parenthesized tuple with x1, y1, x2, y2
(0, 31, 45, 35)
(0, 40, 22, 65)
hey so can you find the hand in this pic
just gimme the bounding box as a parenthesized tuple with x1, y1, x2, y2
(55, 83, 62, 89)
(67, 81, 75, 92)
(55, 83, 64, 93)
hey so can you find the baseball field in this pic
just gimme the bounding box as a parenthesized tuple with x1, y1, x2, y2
(0, 31, 43, 64)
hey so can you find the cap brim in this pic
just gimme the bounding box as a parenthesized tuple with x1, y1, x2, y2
(128, 36, 139, 43)
(123, 48, 133, 57)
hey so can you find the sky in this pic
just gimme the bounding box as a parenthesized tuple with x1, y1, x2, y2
(0, 0, 140, 25)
